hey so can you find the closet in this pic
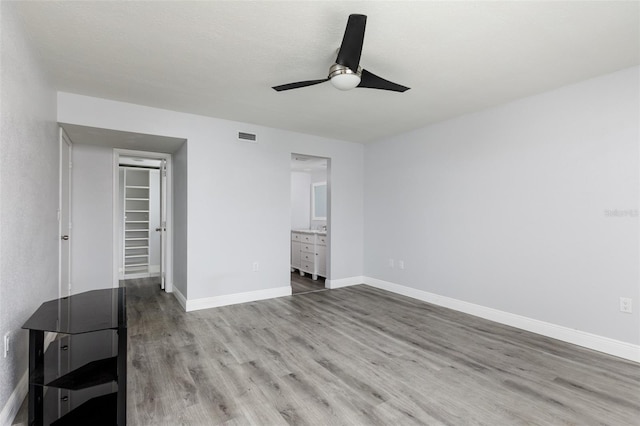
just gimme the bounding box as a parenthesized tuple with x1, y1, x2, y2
(122, 168, 151, 276)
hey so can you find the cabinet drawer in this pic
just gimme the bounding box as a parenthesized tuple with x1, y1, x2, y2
(300, 234, 314, 243)
(291, 232, 303, 241)
(301, 252, 314, 262)
(300, 260, 314, 272)
(317, 235, 327, 245)
(291, 241, 301, 268)
(301, 243, 314, 252)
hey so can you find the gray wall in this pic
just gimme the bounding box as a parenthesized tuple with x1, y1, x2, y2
(173, 141, 188, 297)
(0, 2, 58, 419)
(71, 144, 114, 292)
(364, 67, 640, 344)
(57, 93, 365, 300)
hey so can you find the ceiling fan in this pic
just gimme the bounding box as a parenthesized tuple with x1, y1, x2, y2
(272, 14, 410, 93)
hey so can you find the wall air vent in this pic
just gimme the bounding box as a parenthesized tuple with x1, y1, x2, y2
(238, 132, 257, 143)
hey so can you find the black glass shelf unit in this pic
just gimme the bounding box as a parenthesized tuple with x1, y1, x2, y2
(29, 331, 118, 390)
(23, 288, 126, 426)
(50, 392, 118, 426)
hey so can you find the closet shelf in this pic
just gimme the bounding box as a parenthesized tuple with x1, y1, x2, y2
(123, 167, 153, 279)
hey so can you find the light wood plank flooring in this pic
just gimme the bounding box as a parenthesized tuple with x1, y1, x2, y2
(126, 277, 640, 425)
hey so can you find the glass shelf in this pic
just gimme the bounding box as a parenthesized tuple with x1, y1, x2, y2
(23, 288, 125, 334)
(51, 392, 117, 425)
(30, 331, 118, 390)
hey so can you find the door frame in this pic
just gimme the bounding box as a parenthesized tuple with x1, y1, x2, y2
(290, 153, 331, 283)
(112, 148, 174, 292)
(59, 127, 73, 297)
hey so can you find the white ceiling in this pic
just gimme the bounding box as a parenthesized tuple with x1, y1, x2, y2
(15, 1, 639, 143)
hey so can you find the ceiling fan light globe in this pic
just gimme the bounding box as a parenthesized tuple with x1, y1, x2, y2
(328, 63, 362, 91)
(330, 73, 361, 90)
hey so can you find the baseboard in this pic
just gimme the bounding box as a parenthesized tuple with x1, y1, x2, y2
(124, 271, 160, 280)
(364, 277, 640, 363)
(173, 285, 188, 311)
(184, 286, 292, 312)
(326, 275, 364, 289)
(0, 333, 58, 425)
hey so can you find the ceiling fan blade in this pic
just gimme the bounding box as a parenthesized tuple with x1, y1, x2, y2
(358, 69, 410, 92)
(272, 78, 329, 92)
(335, 14, 367, 72)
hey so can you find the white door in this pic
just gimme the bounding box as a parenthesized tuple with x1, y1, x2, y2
(159, 159, 167, 289)
(59, 128, 72, 297)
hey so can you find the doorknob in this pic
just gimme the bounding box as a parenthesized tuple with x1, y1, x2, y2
(61, 235, 69, 241)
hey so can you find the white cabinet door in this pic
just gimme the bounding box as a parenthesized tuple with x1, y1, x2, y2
(316, 244, 326, 277)
(291, 240, 301, 269)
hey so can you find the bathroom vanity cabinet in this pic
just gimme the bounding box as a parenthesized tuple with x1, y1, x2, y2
(291, 231, 326, 280)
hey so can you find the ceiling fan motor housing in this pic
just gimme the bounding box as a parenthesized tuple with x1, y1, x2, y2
(328, 63, 362, 90)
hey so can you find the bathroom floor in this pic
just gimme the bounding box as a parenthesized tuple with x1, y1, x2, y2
(291, 271, 326, 295)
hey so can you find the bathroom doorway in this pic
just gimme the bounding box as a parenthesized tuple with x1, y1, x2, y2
(290, 154, 330, 294)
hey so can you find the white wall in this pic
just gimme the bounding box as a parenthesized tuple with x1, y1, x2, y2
(71, 144, 114, 292)
(290, 171, 311, 230)
(57, 94, 364, 302)
(0, 2, 58, 421)
(364, 66, 640, 345)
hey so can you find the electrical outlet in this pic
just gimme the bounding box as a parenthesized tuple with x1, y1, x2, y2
(388, 259, 395, 268)
(4, 333, 9, 358)
(398, 260, 405, 270)
(620, 297, 633, 313)
(252, 262, 259, 272)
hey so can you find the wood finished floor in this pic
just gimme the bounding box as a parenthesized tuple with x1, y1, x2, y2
(290, 271, 326, 295)
(127, 278, 640, 425)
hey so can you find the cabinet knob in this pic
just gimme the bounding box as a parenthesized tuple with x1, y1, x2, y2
(61, 396, 69, 402)
(61, 235, 69, 241)
(61, 345, 69, 351)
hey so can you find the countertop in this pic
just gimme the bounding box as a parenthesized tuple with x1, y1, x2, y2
(292, 229, 327, 235)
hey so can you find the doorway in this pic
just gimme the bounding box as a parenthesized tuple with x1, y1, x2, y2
(114, 149, 172, 292)
(290, 154, 330, 294)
